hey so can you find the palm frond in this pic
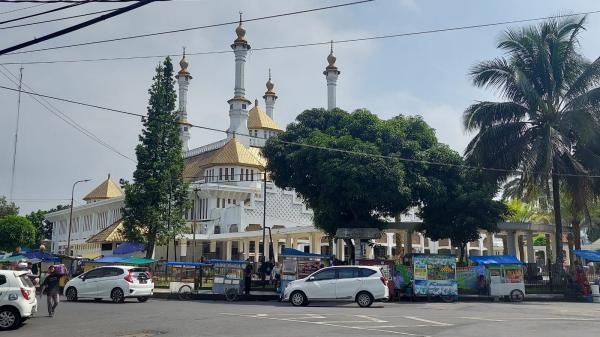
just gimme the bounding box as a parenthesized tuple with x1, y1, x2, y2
(463, 101, 528, 131)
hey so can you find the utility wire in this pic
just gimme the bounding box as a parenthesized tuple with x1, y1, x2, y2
(0, 66, 136, 162)
(0, 7, 114, 30)
(3, 8, 599, 65)
(0, 3, 45, 15)
(0, 84, 599, 180)
(0, 1, 83, 25)
(3, 0, 375, 56)
(0, 1, 161, 2)
(0, 0, 157, 55)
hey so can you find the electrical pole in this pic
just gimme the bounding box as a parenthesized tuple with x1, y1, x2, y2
(9, 66, 23, 200)
(261, 170, 267, 263)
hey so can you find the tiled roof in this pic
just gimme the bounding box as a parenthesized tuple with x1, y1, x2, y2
(248, 104, 282, 131)
(83, 175, 123, 201)
(205, 137, 264, 168)
(86, 219, 125, 243)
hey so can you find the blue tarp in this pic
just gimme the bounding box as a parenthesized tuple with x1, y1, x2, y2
(113, 242, 145, 255)
(166, 261, 205, 267)
(93, 256, 127, 263)
(281, 248, 331, 258)
(573, 250, 600, 262)
(23, 251, 61, 262)
(204, 259, 247, 264)
(469, 255, 525, 265)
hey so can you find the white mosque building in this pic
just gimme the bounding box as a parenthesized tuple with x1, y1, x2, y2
(46, 18, 557, 265)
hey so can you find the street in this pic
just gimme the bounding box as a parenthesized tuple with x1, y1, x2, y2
(8, 297, 600, 337)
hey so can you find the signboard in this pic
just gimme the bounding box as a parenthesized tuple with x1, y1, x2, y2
(412, 255, 458, 296)
(335, 228, 382, 239)
(297, 260, 321, 278)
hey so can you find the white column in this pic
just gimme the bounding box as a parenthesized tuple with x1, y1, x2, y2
(506, 231, 518, 256)
(323, 42, 340, 111)
(386, 233, 394, 258)
(311, 233, 322, 254)
(209, 241, 217, 253)
(263, 69, 277, 119)
(526, 232, 535, 263)
(419, 233, 425, 253)
(226, 240, 232, 261)
(243, 240, 250, 260)
(366, 243, 374, 259)
(336, 239, 345, 261)
(273, 239, 279, 262)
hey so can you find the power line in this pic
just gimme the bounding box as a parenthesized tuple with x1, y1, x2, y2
(0, 8, 115, 30)
(0, 3, 45, 15)
(3, 8, 599, 65)
(0, 66, 136, 162)
(8, 66, 23, 200)
(0, 83, 599, 180)
(3, 0, 375, 56)
(0, 1, 156, 2)
(0, 1, 83, 25)
(0, 0, 157, 55)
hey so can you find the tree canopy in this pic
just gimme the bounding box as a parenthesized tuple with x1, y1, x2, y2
(122, 57, 189, 259)
(463, 17, 600, 265)
(0, 196, 19, 219)
(0, 215, 36, 252)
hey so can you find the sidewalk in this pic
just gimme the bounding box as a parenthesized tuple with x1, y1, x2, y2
(152, 287, 280, 301)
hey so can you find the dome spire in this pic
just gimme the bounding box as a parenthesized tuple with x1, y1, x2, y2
(178, 46, 190, 76)
(263, 68, 277, 119)
(327, 40, 337, 68)
(324, 40, 340, 111)
(235, 11, 247, 43)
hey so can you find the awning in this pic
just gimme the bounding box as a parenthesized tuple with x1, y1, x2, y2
(23, 251, 61, 263)
(0, 255, 27, 262)
(281, 248, 331, 259)
(573, 250, 600, 262)
(469, 255, 525, 265)
(166, 261, 205, 267)
(91, 256, 156, 265)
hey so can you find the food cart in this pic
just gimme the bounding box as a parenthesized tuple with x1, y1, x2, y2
(411, 254, 458, 302)
(166, 261, 206, 300)
(279, 248, 331, 296)
(469, 255, 525, 302)
(206, 260, 247, 301)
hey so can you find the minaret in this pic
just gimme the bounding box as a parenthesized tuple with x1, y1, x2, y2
(323, 41, 340, 111)
(263, 69, 277, 119)
(227, 12, 251, 144)
(175, 47, 192, 151)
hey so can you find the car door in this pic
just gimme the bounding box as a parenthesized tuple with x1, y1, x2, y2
(304, 268, 337, 300)
(78, 268, 104, 298)
(0, 275, 8, 302)
(96, 267, 124, 298)
(335, 267, 361, 299)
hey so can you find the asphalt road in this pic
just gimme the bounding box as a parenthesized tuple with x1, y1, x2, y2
(7, 297, 600, 337)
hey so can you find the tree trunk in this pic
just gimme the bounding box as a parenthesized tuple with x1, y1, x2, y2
(551, 164, 564, 267)
(459, 243, 466, 266)
(572, 219, 581, 251)
(344, 238, 355, 264)
(145, 240, 154, 259)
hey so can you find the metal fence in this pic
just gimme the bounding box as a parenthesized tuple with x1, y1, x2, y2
(523, 263, 600, 294)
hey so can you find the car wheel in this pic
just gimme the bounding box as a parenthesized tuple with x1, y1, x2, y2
(137, 297, 149, 303)
(509, 289, 524, 302)
(0, 307, 20, 331)
(290, 291, 307, 307)
(66, 287, 78, 302)
(110, 288, 125, 303)
(356, 291, 374, 308)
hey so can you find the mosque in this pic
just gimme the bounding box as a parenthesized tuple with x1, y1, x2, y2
(46, 18, 555, 265)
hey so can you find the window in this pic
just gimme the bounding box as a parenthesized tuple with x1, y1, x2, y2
(230, 104, 233, 109)
(337, 267, 358, 279)
(104, 268, 124, 277)
(217, 199, 220, 208)
(311, 268, 336, 281)
(84, 268, 105, 280)
(242, 104, 246, 109)
(263, 130, 267, 139)
(245, 169, 249, 181)
(359, 268, 377, 277)
(222, 198, 226, 208)
(0, 275, 6, 286)
(101, 243, 112, 251)
(219, 168, 223, 180)
(229, 224, 238, 233)
(214, 226, 221, 234)
(184, 126, 188, 131)
(225, 168, 229, 180)
(231, 167, 235, 180)
(228, 199, 231, 204)
(251, 170, 254, 181)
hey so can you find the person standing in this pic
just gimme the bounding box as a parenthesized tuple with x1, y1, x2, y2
(41, 266, 61, 317)
(244, 261, 253, 295)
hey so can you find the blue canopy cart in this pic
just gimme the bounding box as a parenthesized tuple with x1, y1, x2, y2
(166, 261, 206, 300)
(206, 260, 247, 301)
(469, 255, 526, 302)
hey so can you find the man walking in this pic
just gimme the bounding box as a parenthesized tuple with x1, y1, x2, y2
(41, 266, 60, 317)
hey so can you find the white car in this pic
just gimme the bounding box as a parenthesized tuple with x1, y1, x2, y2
(64, 266, 153, 303)
(0, 270, 37, 330)
(283, 266, 389, 307)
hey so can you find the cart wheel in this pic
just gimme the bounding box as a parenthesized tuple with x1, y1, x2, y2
(178, 285, 193, 301)
(441, 295, 456, 303)
(225, 288, 239, 302)
(509, 289, 524, 302)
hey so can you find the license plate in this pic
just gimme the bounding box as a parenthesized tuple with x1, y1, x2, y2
(140, 280, 147, 284)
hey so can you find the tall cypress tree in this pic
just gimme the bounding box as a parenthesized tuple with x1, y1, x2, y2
(122, 57, 189, 259)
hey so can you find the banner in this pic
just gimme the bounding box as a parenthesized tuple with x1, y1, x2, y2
(412, 255, 458, 296)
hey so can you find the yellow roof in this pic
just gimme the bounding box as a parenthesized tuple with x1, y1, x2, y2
(248, 101, 282, 131)
(205, 137, 264, 168)
(183, 149, 218, 180)
(83, 175, 123, 201)
(86, 219, 125, 243)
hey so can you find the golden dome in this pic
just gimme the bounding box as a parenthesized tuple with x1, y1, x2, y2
(235, 12, 246, 42)
(177, 47, 191, 76)
(327, 40, 336, 67)
(248, 100, 282, 131)
(83, 174, 123, 201)
(265, 68, 275, 94)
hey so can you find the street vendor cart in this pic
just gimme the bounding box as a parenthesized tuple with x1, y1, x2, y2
(469, 255, 525, 302)
(279, 248, 330, 297)
(410, 254, 458, 302)
(166, 261, 206, 300)
(206, 260, 247, 301)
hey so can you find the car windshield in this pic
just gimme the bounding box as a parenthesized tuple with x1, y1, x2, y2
(18, 274, 35, 288)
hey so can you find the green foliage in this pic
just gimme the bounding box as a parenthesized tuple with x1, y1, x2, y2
(0, 196, 19, 218)
(463, 17, 600, 265)
(504, 198, 552, 224)
(533, 233, 547, 246)
(25, 205, 67, 247)
(122, 57, 190, 259)
(0, 215, 36, 252)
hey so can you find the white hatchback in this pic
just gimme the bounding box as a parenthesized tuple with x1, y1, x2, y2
(0, 270, 37, 330)
(64, 266, 153, 303)
(283, 266, 389, 307)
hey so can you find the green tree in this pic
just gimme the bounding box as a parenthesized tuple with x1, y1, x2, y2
(533, 233, 547, 246)
(0, 215, 36, 252)
(25, 205, 67, 247)
(122, 57, 189, 259)
(463, 17, 600, 266)
(0, 196, 19, 218)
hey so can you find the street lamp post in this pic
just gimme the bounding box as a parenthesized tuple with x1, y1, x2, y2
(66, 179, 91, 256)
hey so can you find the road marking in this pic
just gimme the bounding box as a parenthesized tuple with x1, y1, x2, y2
(459, 317, 505, 322)
(221, 313, 430, 336)
(355, 315, 389, 323)
(404, 316, 452, 326)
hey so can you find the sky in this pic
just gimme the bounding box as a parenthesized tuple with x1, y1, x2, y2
(1, 0, 600, 214)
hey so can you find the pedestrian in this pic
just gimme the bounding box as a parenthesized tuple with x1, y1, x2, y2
(41, 266, 61, 317)
(244, 261, 253, 295)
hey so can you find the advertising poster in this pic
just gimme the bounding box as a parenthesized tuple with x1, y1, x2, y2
(297, 260, 321, 278)
(456, 266, 485, 290)
(412, 255, 458, 296)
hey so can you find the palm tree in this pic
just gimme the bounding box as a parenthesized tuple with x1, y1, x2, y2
(463, 16, 600, 266)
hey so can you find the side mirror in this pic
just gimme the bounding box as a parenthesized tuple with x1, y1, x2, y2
(80, 275, 86, 281)
(308, 276, 315, 282)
